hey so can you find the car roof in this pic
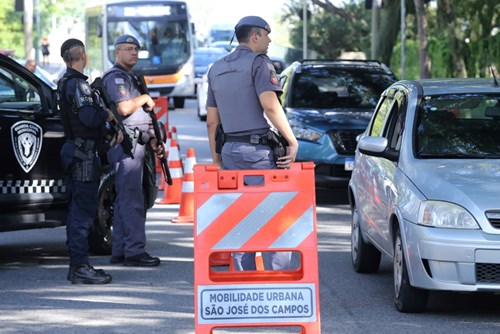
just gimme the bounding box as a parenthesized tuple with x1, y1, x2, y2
(195, 47, 227, 54)
(401, 78, 500, 95)
(295, 59, 396, 77)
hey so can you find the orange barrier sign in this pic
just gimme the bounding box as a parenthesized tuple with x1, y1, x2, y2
(193, 163, 321, 333)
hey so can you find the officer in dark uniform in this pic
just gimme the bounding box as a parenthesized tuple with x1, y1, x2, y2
(206, 16, 299, 271)
(103, 35, 161, 267)
(58, 38, 118, 284)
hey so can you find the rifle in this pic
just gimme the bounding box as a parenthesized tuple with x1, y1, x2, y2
(135, 72, 173, 185)
(91, 77, 134, 159)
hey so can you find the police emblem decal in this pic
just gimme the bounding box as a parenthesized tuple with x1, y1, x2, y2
(11, 120, 43, 173)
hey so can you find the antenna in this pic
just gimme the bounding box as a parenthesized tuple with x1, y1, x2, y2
(490, 65, 499, 87)
(486, 48, 499, 87)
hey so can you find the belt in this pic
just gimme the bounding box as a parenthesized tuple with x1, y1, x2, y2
(67, 137, 98, 151)
(225, 134, 270, 145)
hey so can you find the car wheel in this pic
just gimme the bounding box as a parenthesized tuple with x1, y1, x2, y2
(393, 228, 428, 313)
(351, 204, 381, 273)
(173, 97, 185, 109)
(88, 168, 115, 255)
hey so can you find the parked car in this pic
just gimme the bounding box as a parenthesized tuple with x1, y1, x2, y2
(348, 78, 500, 313)
(0, 53, 114, 254)
(14, 58, 57, 89)
(194, 47, 227, 80)
(279, 59, 396, 187)
(196, 63, 211, 121)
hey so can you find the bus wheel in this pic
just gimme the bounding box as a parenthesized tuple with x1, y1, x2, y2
(173, 97, 185, 109)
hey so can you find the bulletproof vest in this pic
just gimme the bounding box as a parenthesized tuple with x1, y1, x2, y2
(57, 72, 102, 140)
(209, 52, 270, 134)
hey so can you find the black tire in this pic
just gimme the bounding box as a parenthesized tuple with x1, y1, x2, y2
(351, 204, 381, 273)
(173, 97, 185, 109)
(393, 228, 428, 313)
(88, 168, 115, 255)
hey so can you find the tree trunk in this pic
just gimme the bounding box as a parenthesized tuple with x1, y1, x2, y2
(414, 0, 431, 78)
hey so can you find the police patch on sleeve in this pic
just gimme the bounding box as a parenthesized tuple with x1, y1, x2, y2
(118, 85, 128, 97)
(270, 70, 279, 86)
(79, 81, 92, 96)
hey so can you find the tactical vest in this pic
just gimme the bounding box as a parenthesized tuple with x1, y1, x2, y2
(57, 72, 102, 140)
(209, 52, 270, 134)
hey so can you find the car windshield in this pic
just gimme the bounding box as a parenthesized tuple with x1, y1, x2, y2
(194, 49, 225, 67)
(291, 68, 394, 109)
(416, 94, 500, 158)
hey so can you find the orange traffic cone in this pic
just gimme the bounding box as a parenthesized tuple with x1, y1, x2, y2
(157, 139, 183, 204)
(172, 147, 197, 223)
(255, 252, 264, 270)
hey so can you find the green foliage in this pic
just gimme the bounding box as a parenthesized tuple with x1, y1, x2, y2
(0, 0, 24, 56)
(282, 0, 499, 79)
(0, 0, 84, 58)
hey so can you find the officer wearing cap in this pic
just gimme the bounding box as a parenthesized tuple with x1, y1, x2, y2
(103, 34, 161, 267)
(206, 16, 299, 271)
(58, 38, 119, 284)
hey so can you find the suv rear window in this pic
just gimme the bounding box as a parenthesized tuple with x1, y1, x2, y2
(291, 68, 394, 109)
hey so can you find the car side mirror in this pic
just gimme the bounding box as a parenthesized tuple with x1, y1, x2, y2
(358, 136, 399, 162)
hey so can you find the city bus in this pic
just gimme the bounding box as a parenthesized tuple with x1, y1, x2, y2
(85, 0, 195, 108)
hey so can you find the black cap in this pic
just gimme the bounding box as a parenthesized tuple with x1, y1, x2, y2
(60, 38, 84, 57)
(114, 34, 140, 47)
(235, 16, 271, 33)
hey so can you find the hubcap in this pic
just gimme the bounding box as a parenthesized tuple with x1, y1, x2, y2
(394, 235, 403, 297)
(351, 208, 359, 262)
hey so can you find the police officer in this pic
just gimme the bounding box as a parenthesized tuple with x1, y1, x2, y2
(58, 38, 117, 284)
(206, 16, 299, 271)
(103, 35, 161, 267)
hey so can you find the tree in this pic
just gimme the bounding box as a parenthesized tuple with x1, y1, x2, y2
(413, 0, 431, 78)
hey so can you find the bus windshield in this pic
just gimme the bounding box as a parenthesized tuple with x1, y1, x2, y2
(107, 20, 191, 70)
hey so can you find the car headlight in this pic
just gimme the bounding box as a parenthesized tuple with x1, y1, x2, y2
(418, 201, 479, 229)
(291, 124, 322, 142)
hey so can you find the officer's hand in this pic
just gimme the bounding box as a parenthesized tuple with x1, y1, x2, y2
(114, 130, 124, 145)
(143, 95, 155, 112)
(276, 145, 298, 169)
(149, 139, 165, 158)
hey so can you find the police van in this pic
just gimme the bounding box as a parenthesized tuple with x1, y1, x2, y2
(0, 54, 114, 254)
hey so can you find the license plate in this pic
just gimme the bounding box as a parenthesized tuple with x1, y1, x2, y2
(344, 158, 354, 171)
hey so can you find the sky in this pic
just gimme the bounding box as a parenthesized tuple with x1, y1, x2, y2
(186, 0, 288, 40)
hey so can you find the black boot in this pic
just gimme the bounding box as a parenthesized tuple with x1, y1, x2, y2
(68, 264, 112, 284)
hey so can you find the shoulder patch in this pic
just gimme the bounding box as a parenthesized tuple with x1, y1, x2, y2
(118, 85, 128, 97)
(79, 81, 92, 96)
(114, 78, 125, 85)
(270, 71, 279, 86)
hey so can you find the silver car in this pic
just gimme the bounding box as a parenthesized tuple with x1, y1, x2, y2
(348, 78, 500, 313)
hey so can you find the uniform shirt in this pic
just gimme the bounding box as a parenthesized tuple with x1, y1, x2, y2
(103, 64, 151, 129)
(206, 45, 281, 135)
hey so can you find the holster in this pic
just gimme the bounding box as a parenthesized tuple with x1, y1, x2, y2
(215, 124, 226, 154)
(72, 148, 99, 182)
(143, 145, 158, 209)
(266, 131, 289, 162)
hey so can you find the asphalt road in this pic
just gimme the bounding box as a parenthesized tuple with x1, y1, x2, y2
(1, 100, 500, 334)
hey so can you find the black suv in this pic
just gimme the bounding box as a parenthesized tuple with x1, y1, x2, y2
(0, 54, 114, 254)
(279, 59, 396, 187)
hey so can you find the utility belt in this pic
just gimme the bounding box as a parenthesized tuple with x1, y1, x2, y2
(216, 125, 288, 161)
(67, 137, 99, 151)
(225, 133, 272, 146)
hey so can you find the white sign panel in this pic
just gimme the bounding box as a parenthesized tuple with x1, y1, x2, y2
(198, 283, 317, 324)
